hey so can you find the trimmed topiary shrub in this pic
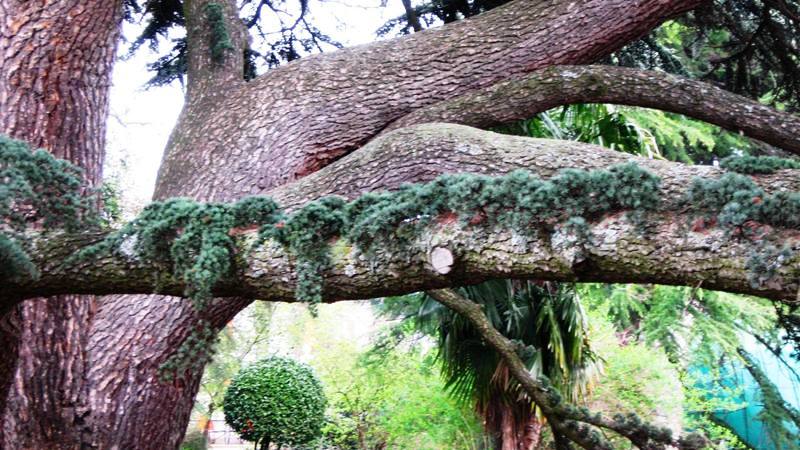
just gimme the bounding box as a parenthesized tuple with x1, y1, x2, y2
(223, 356, 327, 449)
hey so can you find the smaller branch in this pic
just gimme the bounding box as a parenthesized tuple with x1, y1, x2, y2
(427, 288, 709, 449)
(383, 65, 800, 155)
(425, 289, 613, 450)
(400, 0, 423, 32)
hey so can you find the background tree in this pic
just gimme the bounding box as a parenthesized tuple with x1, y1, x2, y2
(377, 281, 600, 450)
(3, 0, 800, 448)
(223, 356, 327, 449)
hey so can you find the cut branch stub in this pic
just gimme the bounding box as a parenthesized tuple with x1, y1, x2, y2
(429, 246, 454, 274)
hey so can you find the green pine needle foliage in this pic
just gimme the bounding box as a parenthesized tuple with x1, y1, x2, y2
(205, 3, 234, 64)
(688, 173, 800, 230)
(1, 134, 96, 283)
(70, 159, 800, 317)
(77, 162, 661, 318)
(71, 195, 283, 380)
(720, 155, 800, 174)
(77, 196, 283, 308)
(687, 171, 800, 288)
(745, 245, 794, 289)
(269, 162, 661, 308)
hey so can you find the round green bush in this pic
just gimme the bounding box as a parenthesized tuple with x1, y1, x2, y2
(223, 356, 327, 448)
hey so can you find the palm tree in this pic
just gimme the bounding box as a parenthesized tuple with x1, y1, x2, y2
(375, 103, 728, 449)
(378, 281, 601, 450)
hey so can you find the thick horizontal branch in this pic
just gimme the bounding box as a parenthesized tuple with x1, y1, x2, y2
(7, 204, 798, 307)
(384, 65, 800, 155)
(6, 125, 800, 309)
(270, 123, 800, 208)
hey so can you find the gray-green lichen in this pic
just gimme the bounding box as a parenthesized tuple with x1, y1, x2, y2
(687, 169, 800, 288)
(688, 172, 800, 230)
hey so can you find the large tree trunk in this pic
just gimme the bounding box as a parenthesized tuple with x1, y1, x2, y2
(0, 1, 123, 448)
(3, 0, 713, 448)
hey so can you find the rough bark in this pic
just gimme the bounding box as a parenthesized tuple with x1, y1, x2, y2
(488, 370, 541, 450)
(0, 0, 119, 184)
(0, 1, 123, 448)
(71, 1, 707, 448)
(268, 124, 800, 208)
(7, 125, 800, 306)
(523, 419, 542, 450)
(495, 405, 541, 450)
(74, 1, 252, 446)
(154, 0, 706, 201)
(382, 65, 800, 155)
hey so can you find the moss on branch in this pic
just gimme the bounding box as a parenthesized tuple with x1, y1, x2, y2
(688, 160, 800, 288)
(205, 2, 234, 64)
(9, 153, 798, 314)
(688, 172, 800, 230)
(268, 162, 662, 307)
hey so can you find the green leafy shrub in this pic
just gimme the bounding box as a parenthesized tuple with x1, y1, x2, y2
(223, 356, 327, 449)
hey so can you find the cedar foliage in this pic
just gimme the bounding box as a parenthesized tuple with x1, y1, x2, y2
(0, 135, 96, 283)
